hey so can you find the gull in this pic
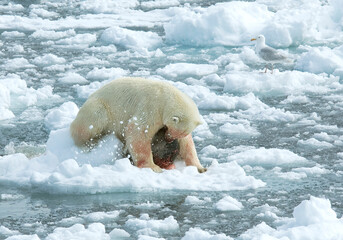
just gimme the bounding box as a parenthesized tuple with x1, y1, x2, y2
(251, 35, 289, 73)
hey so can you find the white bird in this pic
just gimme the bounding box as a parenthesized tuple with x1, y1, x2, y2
(251, 35, 289, 73)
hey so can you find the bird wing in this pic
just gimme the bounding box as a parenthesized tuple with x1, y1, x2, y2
(259, 47, 287, 61)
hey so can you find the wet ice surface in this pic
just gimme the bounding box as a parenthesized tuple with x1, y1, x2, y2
(1, 0, 343, 239)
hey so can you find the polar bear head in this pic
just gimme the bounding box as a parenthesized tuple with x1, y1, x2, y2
(162, 90, 202, 141)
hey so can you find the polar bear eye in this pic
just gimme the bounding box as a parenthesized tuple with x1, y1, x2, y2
(172, 116, 179, 123)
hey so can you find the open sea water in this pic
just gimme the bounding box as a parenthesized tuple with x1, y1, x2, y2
(0, 0, 343, 239)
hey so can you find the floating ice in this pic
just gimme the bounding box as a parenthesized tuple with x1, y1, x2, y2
(79, 0, 139, 13)
(1, 31, 25, 38)
(1, 0, 343, 239)
(82, 210, 121, 223)
(29, 29, 76, 40)
(86, 67, 129, 81)
(0, 74, 61, 119)
(59, 72, 88, 84)
(215, 195, 243, 211)
(240, 196, 343, 240)
(3, 58, 34, 70)
(76, 69, 129, 99)
(125, 214, 179, 237)
(32, 54, 66, 67)
(109, 228, 130, 239)
(0, 3, 24, 12)
(141, 0, 180, 10)
(219, 122, 260, 138)
(0, 194, 25, 201)
(29, 7, 59, 19)
(100, 26, 162, 51)
(165, 1, 343, 47)
(157, 63, 218, 78)
(0, 82, 14, 121)
(164, 2, 272, 46)
(45, 223, 108, 240)
(297, 138, 334, 150)
(293, 196, 337, 226)
(184, 196, 210, 205)
(0, 125, 265, 194)
(296, 46, 343, 78)
(45, 102, 79, 130)
(182, 228, 232, 240)
(6, 234, 40, 240)
(55, 33, 97, 49)
(224, 70, 340, 97)
(229, 147, 309, 168)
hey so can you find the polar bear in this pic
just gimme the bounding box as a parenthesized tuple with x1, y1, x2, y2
(70, 77, 206, 173)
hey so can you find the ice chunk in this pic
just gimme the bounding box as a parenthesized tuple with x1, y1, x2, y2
(296, 46, 343, 77)
(293, 196, 337, 226)
(125, 215, 179, 234)
(59, 72, 88, 84)
(229, 147, 309, 167)
(109, 228, 130, 239)
(157, 63, 218, 78)
(32, 54, 66, 67)
(164, 2, 272, 46)
(100, 26, 162, 51)
(215, 196, 243, 211)
(224, 70, 340, 97)
(45, 223, 109, 240)
(240, 196, 343, 240)
(45, 102, 79, 130)
(182, 227, 232, 240)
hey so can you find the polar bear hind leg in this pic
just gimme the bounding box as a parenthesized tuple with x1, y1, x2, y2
(70, 98, 111, 148)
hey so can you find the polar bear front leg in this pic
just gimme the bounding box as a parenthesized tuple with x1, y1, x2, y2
(126, 124, 162, 173)
(179, 134, 207, 173)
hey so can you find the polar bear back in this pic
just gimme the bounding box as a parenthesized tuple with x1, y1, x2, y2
(87, 77, 200, 136)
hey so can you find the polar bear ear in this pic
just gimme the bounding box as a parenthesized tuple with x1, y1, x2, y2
(172, 116, 179, 124)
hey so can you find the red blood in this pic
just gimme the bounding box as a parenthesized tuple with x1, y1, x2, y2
(153, 156, 175, 169)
